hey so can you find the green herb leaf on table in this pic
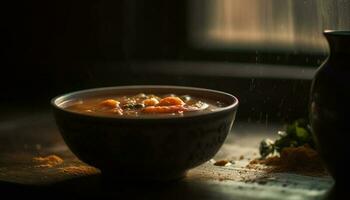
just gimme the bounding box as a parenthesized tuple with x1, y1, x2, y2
(259, 119, 315, 158)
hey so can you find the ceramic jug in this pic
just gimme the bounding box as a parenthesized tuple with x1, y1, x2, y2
(309, 30, 350, 196)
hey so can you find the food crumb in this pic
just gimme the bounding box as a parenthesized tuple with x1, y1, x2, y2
(214, 160, 231, 166)
(239, 155, 244, 160)
(33, 155, 63, 168)
(59, 165, 97, 175)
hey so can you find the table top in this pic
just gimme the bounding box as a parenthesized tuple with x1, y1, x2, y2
(0, 110, 333, 199)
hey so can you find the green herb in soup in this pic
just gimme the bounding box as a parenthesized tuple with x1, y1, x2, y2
(65, 93, 224, 116)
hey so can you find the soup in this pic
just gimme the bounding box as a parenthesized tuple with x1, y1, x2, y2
(64, 93, 225, 117)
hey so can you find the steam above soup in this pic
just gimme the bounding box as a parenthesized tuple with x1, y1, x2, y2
(64, 93, 225, 117)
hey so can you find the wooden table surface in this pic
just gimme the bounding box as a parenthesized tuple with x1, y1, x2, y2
(0, 110, 333, 199)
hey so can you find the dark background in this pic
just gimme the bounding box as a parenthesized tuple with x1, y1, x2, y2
(0, 1, 325, 122)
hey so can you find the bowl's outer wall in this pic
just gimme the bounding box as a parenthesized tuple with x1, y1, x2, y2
(52, 86, 238, 178)
(54, 107, 236, 176)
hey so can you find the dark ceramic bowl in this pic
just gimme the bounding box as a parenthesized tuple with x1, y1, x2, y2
(52, 85, 238, 180)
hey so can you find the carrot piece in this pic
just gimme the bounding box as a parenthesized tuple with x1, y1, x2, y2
(157, 97, 185, 106)
(142, 105, 187, 113)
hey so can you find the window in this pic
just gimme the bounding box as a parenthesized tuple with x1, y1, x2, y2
(189, 0, 350, 54)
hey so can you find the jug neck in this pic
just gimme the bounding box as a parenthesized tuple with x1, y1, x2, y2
(324, 30, 350, 59)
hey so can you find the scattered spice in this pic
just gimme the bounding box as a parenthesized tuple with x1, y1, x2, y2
(33, 155, 64, 168)
(214, 160, 230, 166)
(247, 145, 328, 176)
(59, 165, 97, 176)
(248, 159, 260, 165)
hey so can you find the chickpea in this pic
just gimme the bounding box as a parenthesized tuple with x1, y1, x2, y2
(142, 98, 159, 106)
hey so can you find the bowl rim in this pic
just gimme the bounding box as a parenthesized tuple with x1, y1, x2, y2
(51, 85, 239, 120)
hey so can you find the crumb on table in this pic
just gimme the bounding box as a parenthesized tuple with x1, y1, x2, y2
(33, 155, 64, 168)
(59, 165, 98, 175)
(214, 160, 231, 166)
